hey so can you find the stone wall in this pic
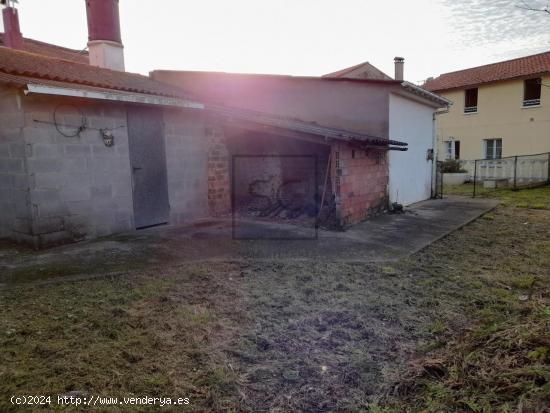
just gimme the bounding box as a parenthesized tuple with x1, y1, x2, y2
(332, 143, 388, 227)
(0, 87, 31, 240)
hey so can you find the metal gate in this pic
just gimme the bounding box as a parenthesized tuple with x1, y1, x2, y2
(127, 106, 170, 229)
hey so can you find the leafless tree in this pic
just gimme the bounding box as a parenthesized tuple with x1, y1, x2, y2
(517, 0, 550, 14)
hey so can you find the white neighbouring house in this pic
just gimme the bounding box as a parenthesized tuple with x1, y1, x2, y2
(388, 92, 440, 206)
(324, 60, 450, 206)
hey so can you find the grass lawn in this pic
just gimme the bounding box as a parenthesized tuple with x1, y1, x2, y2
(1, 186, 549, 412)
(445, 183, 550, 210)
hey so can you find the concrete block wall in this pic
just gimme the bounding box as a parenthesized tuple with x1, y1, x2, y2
(163, 108, 210, 224)
(332, 143, 388, 227)
(20, 95, 134, 247)
(0, 87, 32, 240)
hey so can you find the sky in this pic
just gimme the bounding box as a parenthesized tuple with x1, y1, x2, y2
(1, 0, 549, 83)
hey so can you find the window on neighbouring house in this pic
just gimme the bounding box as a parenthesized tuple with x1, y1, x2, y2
(446, 141, 453, 159)
(485, 138, 502, 160)
(445, 140, 461, 160)
(523, 78, 541, 107)
(464, 88, 478, 113)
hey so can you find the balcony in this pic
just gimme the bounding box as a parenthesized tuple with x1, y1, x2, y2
(464, 106, 478, 113)
(522, 98, 540, 107)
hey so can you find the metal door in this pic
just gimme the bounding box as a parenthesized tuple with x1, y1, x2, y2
(127, 106, 170, 228)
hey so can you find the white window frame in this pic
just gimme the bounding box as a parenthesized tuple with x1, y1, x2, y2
(445, 138, 460, 160)
(484, 138, 502, 160)
(445, 140, 454, 159)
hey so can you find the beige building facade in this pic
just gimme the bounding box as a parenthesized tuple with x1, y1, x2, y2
(424, 52, 550, 161)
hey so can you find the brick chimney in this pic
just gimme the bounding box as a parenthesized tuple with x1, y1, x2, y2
(394, 57, 404, 81)
(85, 0, 125, 71)
(2, 4, 24, 50)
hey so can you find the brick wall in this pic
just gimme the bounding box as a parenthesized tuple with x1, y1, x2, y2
(225, 130, 332, 215)
(206, 120, 231, 216)
(332, 143, 388, 227)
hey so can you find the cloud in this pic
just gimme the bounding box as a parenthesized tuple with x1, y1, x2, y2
(442, 0, 550, 51)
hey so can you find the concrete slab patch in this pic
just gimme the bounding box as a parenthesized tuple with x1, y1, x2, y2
(0, 196, 499, 288)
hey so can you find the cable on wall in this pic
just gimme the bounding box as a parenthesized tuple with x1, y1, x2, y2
(53, 104, 87, 138)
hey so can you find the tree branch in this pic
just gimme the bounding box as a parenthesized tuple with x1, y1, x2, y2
(516, 0, 550, 14)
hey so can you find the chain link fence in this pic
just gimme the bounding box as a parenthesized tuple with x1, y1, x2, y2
(459, 152, 550, 197)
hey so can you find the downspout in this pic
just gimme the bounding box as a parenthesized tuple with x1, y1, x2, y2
(431, 108, 449, 198)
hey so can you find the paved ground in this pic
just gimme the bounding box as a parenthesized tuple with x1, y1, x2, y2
(0, 196, 498, 287)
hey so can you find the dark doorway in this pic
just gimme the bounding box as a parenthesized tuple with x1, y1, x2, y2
(127, 106, 170, 229)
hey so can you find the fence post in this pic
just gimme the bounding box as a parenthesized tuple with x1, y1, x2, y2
(473, 159, 477, 198)
(547, 152, 550, 184)
(440, 162, 443, 198)
(513, 156, 518, 190)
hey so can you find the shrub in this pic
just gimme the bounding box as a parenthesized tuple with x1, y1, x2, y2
(441, 159, 467, 173)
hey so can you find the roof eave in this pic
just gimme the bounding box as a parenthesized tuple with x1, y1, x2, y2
(209, 104, 408, 148)
(23, 83, 204, 109)
(399, 81, 451, 107)
(426, 70, 550, 93)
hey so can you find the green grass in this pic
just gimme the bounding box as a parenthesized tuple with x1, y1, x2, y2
(444, 183, 550, 210)
(381, 191, 550, 412)
(0, 265, 243, 412)
(1, 187, 549, 412)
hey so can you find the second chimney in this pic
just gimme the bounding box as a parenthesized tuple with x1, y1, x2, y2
(2, 6, 24, 50)
(394, 57, 404, 81)
(85, 0, 125, 71)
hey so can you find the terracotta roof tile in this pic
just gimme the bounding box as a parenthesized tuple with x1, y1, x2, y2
(0, 33, 89, 64)
(0, 46, 189, 98)
(423, 51, 550, 92)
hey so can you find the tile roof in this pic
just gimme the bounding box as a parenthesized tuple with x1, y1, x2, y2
(323, 61, 393, 81)
(152, 69, 401, 85)
(423, 51, 550, 92)
(0, 33, 89, 64)
(0, 39, 410, 147)
(212, 105, 407, 147)
(0, 46, 190, 98)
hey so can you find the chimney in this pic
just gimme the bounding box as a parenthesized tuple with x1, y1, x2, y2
(394, 57, 404, 81)
(2, 4, 24, 50)
(85, 0, 125, 71)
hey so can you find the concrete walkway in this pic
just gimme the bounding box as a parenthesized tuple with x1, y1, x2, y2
(0, 196, 498, 287)
(217, 195, 499, 262)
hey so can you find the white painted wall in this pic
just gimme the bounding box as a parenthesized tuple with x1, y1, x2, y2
(388, 93, 435, 205)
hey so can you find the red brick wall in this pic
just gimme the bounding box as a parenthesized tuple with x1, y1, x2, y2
(332, 143, 388, 227)
(206, 123, 231, 216)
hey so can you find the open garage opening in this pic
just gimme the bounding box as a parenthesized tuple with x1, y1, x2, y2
(224, 128, 335, 238)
